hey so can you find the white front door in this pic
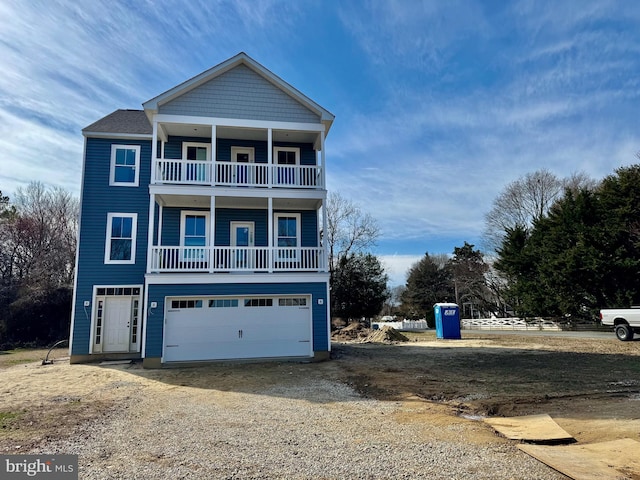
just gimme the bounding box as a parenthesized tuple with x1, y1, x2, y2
(231, 222, 254, 268)
(103, 297, 131, 352)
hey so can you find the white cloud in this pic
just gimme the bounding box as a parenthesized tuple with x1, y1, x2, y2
(0, 110, 81, 196)
(379, 254, 422, 286)
(338, 0, 490, 72)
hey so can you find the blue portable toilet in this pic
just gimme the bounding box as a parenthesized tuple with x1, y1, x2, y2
(434, 303, 461, 339)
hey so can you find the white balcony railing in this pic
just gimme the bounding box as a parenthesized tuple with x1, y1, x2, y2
(155, 160, 212, 185)
(153, 160, 323, 189)
(149, 246, 326, 273)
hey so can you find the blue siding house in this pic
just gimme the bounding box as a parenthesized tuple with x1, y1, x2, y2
(69, 53, 334, 367)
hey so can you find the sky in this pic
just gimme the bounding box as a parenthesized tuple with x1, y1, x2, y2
(0, 0, 639, 286)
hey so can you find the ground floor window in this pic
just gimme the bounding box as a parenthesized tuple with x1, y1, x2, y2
(244, 298, 274, 307)
(210, 299, 239, 308)
(170, 299, 203, 309)
(279, 298, 307, 307)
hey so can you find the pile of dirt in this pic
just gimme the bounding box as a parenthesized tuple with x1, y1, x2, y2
(331, 322, 371, 341)
(362, 326, 409, 343)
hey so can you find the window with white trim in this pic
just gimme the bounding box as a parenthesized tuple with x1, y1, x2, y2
(274, 213, 301, 262)
(231, 146, 255, 163)
(110, 145, 140, 186)
(180, 211, 209, 247)
(105, 213, 137, 264)
(274, 146, 299, 165)
(274, 147, 299, 185)
(180, 211, 209, 263)
(275, 213, 300, 248)
(182, 142, 211, 161)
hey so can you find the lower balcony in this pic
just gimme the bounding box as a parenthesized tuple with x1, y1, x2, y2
(149, 246, 326, 273)
(153, 160, 323, 189)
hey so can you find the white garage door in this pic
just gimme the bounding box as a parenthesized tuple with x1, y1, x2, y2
(163, 296, 312, 362)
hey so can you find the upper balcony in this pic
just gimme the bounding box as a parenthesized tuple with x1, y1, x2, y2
(152, 159, 323, 189)
(150, 118, 328, 192)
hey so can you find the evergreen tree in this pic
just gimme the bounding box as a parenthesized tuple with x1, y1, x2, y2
(494, 164, 640, 320)
(331, 253, 388, 322)
(401, 253, 454, 326)
(449, 242, 491, 316)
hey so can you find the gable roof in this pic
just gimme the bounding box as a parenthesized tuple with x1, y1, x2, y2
(82, 109, 152, 136)
(143, 52, 334, 134)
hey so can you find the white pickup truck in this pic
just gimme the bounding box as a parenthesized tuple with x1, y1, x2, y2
(600, 308, 640, 341)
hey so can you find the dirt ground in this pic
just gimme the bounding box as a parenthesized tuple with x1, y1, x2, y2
(1, 331, 639, 455)
(334, 330, 640, 447)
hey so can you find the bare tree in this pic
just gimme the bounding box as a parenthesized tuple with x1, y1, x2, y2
(7, 182, 79, 288)
(381, 285, 406, 316)
(326, 192, 379, 274)
(483, 169, 595, 252)
(563, 171, 598, 194)
(0, 183, 78, 346)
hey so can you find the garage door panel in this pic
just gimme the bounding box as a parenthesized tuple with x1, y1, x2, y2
(240, 339, 311, 358)
(165, 341, 244, 362)
(164, 296, 312, 362)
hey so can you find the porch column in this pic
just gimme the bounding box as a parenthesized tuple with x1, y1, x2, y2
(322, 198, 328, 272)
(211, 124, 217, 185)
(145, 193, 156, 273)
(320, 130, 326, 189)
(268, 196, 273, 273)
(209, 195, 216, 273)
(157, 205, 163, 246)
(267, 128, 273, 188)
(151, 121, 158, 183)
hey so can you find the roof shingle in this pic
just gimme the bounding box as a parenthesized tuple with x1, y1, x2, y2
(82, 109, 152, 135)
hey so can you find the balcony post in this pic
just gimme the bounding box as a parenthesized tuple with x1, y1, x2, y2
(211, 123, 217, 185)
(268, 196, 273, 272)
(209, 195, 216, 273)
(320, 130, 326, 189)
(157, 204, 163, 246)
(322, 198, 328, 272)
(146, 193, 156, 273)
(151, 120, 158, 183)
(267, 128, 273, 188)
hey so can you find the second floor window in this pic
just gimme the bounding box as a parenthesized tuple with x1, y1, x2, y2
(274, 146, 299, 165)
(182, 142, 210, 161)
(105, 213, 137, 264)
(181, 212, 209, 247)
(275, 213, 300, 248)
(110, 145, 140, 186)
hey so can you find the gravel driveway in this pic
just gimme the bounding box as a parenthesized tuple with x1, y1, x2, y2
(27, 360, 564, 480)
